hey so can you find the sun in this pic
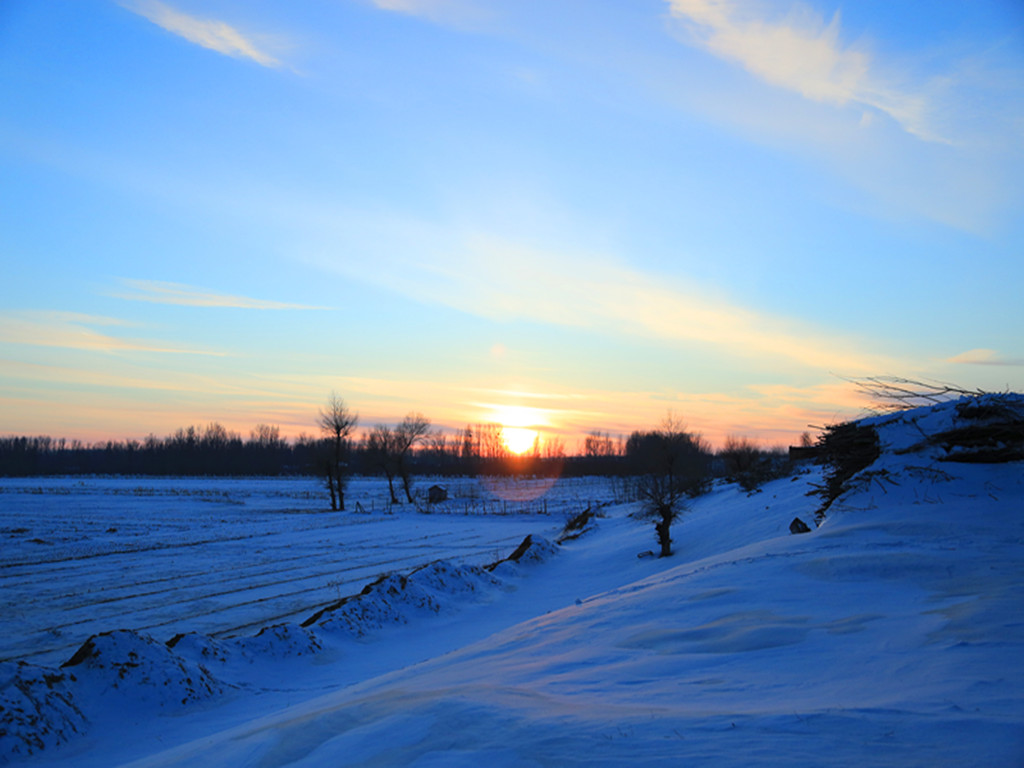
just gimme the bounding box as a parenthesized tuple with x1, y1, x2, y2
(502, 426, 538, 455)
(488, 404, 543, 455)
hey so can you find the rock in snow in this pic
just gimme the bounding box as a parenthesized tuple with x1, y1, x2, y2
(789, 517, 811, 534)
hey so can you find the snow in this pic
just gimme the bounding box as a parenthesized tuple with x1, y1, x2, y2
(3, 397, 1023, 766)
(0, 475, 592, 667)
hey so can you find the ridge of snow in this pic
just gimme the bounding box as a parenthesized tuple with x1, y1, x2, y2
(0, 537, 558, 762)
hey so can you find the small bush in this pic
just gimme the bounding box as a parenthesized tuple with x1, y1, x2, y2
(719, 438, 792, 491)
(812, 421, 881, 521)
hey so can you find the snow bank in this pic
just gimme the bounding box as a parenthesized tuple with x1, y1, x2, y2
(60, 630, 222, 708)
(867, 392, 1024, 462)
(487, 534, 560, 576)
(0, 630, 222, 760)
(1, 536, 559, 760)
(309, 551, 534, 638)
(0, 662, 85, 761)
(168, 623, 324, 668)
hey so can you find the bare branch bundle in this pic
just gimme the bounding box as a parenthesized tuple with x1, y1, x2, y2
(847, 376, 987, 413)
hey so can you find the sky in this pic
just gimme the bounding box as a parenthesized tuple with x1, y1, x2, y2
(1, 0, 1023, 450)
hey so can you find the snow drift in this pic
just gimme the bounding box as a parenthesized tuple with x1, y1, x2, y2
(0, 534, 559, 763)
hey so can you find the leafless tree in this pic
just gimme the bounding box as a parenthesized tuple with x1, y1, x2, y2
(476, 423, 506, 460)
(249, 423, 283, 449)
(543, 435, 566, 460)
(718, 435, 788, 491)
(460, 425, 475, 464)
(629, 415, 710, 557)
(395, 412, 431, 503)
(318, 393, 358, 511)
(584, 431, 617, 457)
(367, 424, 400, 505)
(366, 413, 431, 504)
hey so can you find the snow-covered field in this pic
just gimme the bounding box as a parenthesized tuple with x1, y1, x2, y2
(0, 475, 605, 667)
(3, 397, 1023, 766)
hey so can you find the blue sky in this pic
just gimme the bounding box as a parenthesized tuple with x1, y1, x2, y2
(1, 0, 1022, 448)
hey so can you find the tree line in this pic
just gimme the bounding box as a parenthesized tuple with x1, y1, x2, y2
(0, 425, 313, 477)
(1, 393, 798, 559)
(0, 416, 791, 486)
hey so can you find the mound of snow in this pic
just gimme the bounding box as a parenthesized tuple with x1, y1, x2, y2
(169, 623, 323, 670)
(313, 572, 458, 639)
(307, 543, 553, 639)
(512, 535, 559, 564)
(164, 633, 237, 667)
(407, 559, 503, 596)
(487, 534, 560, 576)
(864, 392, 1024, 463)
(60, 630, 221, 708)
(232, 623, 324, 659)
(311, 557, 503, 638)
(0, 661, 86, 760)
(813, 393, 1024, 522)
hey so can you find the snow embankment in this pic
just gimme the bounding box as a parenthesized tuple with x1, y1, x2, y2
(1, 534, 559, 763)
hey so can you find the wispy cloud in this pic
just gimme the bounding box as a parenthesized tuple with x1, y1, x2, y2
(948, 348, 1024, 367)
(666, 0, 943, 142)
(123, 0, 282, 67)
(368, 0, 491, 29)
(112, 279, 327, 310)
(0, 311, 223, 356)
(372, 0, 434, 13)
(317, 226, 889, 375)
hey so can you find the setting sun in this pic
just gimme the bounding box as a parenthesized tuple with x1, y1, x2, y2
(488, 405, 544, 455)
(502, 426, 538, 455)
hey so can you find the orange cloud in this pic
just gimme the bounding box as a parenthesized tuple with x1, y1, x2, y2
(947, 348, 1024, 366)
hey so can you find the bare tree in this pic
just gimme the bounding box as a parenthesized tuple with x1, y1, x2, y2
(250, 423, 283, 449)
(476, 423, 506, 460)
(364, 413, 430, 504)
(367, 424, 400, 505)
(584, 431, 616, 457)
(395, 412, 431, 503)
(543, 435, 565, 460)
(628, 415, 710, 557)
(318, 393, 358, 511)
